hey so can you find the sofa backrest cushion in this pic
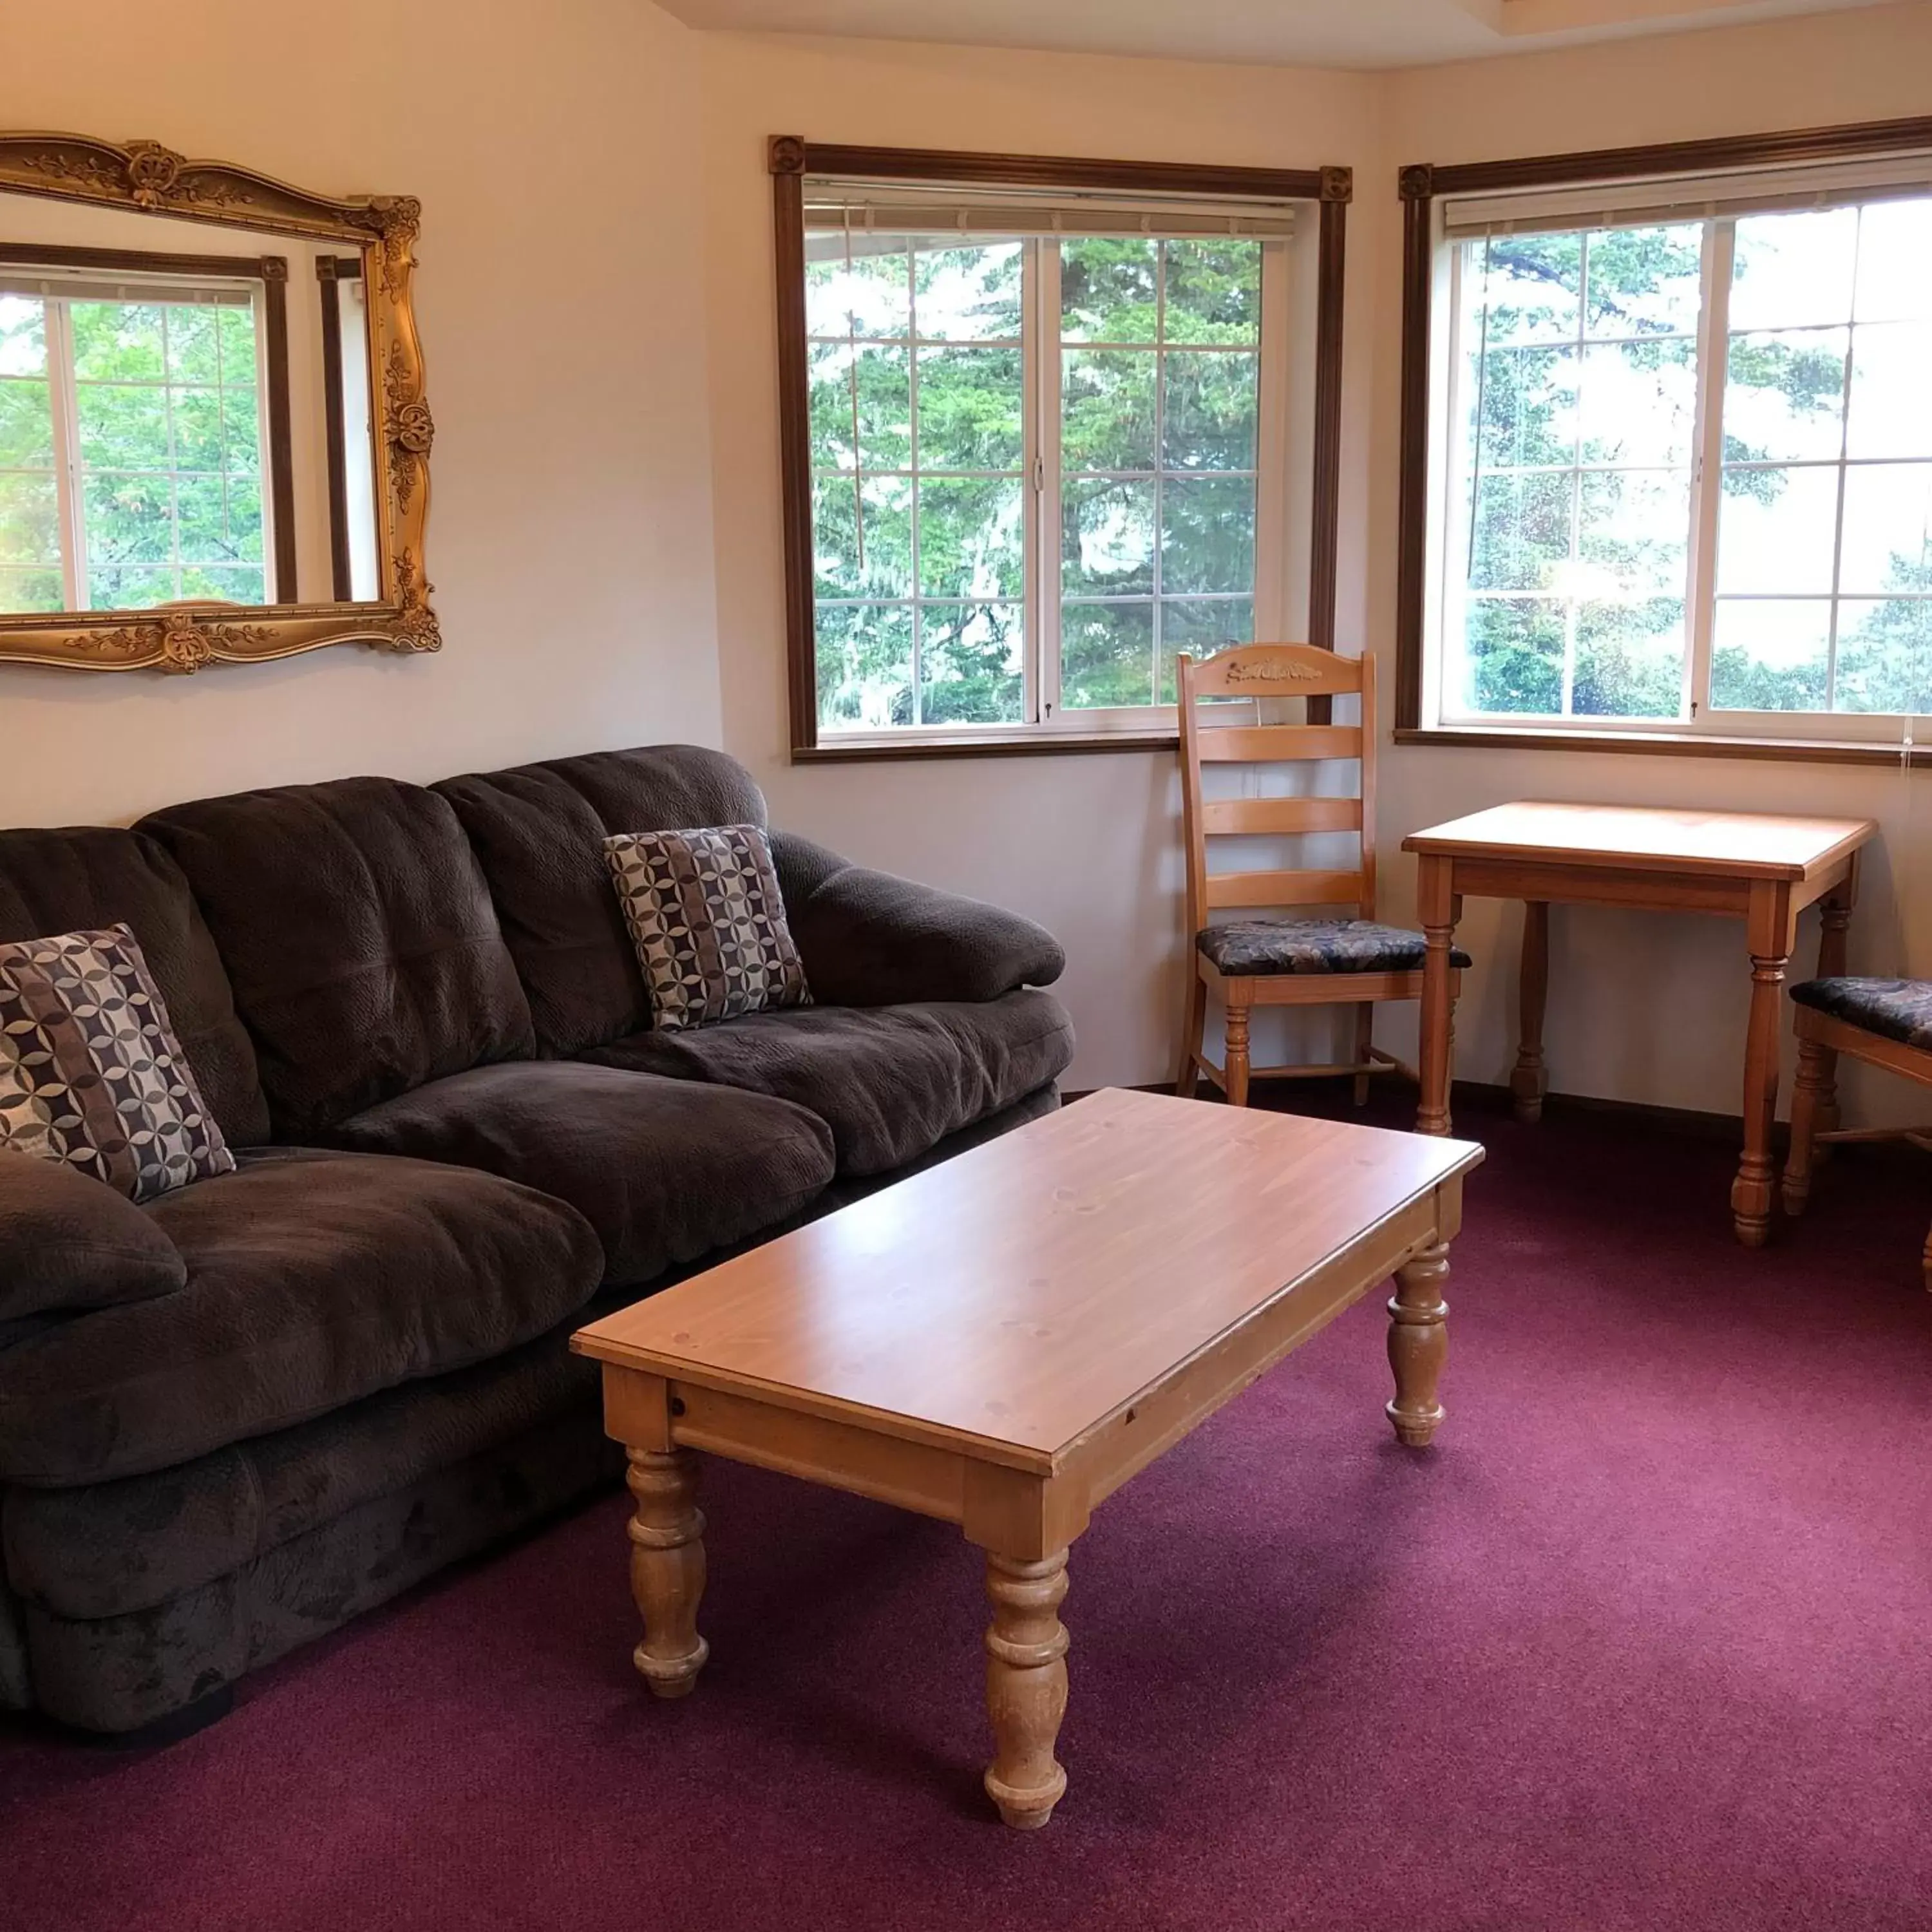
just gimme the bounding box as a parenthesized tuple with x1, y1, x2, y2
(435, 745, 769, 1055)
(141, 778, 535, 1137)
(0, 827, 269, 1146)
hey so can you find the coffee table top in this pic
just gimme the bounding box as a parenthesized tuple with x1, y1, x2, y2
(574, 1089, 1482, 1472)
(1401, 800, 1874, 881)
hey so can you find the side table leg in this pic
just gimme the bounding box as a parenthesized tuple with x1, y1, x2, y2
(627, 1447, 709, 1699)
(1511, 900, 1550, 1124)
(983, 1550, 1070, 1830)
(1387, 1241, 1450, 1447)
(1732, 885, 1793, 1247)
(1416, 857, 1459, 1138)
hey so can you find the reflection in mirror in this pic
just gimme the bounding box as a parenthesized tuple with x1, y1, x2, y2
(0, 194, 381, 617)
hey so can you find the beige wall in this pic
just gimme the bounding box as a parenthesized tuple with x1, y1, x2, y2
(696, 33, 1384, 1091)
(702, 14, 1932, 1119)
(0, 0, 723, 828)
(1367, 3, 1932, 1129)
(5, 0, 1926, 1124)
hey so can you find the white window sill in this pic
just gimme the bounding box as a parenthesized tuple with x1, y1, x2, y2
(1395, 723, 1924, 767)
(794, 726, 1181, 762)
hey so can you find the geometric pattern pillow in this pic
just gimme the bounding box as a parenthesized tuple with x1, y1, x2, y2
(605, 825, 811, 1033)
(0, 923, 234, 1202)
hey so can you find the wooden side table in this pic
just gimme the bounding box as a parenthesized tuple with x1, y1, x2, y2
(1401, 801, 1876, 1245)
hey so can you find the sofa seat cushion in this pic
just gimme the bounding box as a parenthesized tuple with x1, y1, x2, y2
(582, 990, 1075, 1179)
(329, 1061, 835, 1285)
(0, 1148, 603, 1489)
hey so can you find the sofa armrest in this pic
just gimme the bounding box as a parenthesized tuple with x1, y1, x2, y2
(771, 832, 1066, 1008)
(0, 1150, 185, 1323)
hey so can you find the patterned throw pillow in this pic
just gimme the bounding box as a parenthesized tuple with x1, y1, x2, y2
(605, 826, 811, 1032)
(0, 923, 234, 1202)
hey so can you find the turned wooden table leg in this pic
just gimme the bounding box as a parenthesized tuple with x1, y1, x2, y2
(626, 1447, 709, 1699)
(1511, 900, 1550, 1124)
(1387, 1240, 1450, 1447)
(1416, 856, 1459, 1138)
(983, 1550, 1070, 1830)
(1732, 883, 1793, 1248)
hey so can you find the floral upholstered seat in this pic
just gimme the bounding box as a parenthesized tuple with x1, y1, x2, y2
(1790, 976, 1932, 1052)
(1197, 918, 1474, 978)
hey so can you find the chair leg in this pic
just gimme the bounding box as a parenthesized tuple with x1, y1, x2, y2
(1175, 967, 1207, 1099)
(1224, 992, 1253, 1109)
(1352, 1005, 1374, 1108)
(1782, 1035, 1835, 1217)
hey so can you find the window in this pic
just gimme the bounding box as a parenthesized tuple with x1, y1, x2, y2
(0, 258, 283, 613)
(1401, 125, 1932, 752)
(773, 142, 1350, 757)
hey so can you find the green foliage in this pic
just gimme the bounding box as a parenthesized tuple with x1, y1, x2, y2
(1061, 238, 1159, 343)
(915, 347, 1023, 469)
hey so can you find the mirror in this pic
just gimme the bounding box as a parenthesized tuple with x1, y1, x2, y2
(0, 134, 435, 672)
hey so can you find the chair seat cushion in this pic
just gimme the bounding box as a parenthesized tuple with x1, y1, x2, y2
(1791, 976, 1932, 1051)
(0, 1148, 603, 1488)
(1198, 919, 1473, 977)
(330, 1061, 835, 1285)
(581, 991, 1075, 1178)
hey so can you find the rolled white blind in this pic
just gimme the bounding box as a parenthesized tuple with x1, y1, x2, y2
(0, 267, 256, 307)
(804, 176, 1296, 245)
(1441, 151, 1932, 238)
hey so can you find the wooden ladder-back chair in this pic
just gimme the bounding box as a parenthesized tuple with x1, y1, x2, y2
(1783, 976, 1932, 1289)
(1174, 643, 1467, 1108)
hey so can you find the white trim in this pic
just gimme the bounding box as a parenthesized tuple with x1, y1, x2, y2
(45, 299, 82, 611)
(1441, 152, 1932, 237)
(810, 228, 1285, 739)
(1426, 179, 1932, 742)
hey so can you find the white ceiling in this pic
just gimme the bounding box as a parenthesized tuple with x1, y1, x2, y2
(658, 0, 1899, 71)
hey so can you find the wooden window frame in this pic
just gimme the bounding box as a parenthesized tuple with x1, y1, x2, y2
(0, 240, 298, 602)
(1394, 112, 1932, 768)
(315, 252, 369, 602)
(770, 137, 1353, 763)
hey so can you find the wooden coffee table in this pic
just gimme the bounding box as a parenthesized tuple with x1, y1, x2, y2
(573, 1088, 1483, 1829)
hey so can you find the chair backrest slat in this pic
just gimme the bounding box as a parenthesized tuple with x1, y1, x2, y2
(1198, 795, 1362, 837)
(1176, 643, 1379, 939)
(1195, 723, 1360, 762)
(1204, 868, 1364, 911)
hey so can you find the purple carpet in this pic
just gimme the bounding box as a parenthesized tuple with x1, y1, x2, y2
(5, 1094, 1931, 1931)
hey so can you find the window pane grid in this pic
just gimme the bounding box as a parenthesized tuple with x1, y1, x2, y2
(1452, 225, 1701, 722)
(811, 229, 1270, 735)
(811, 236, 1027, 732)
(1712, 197, 1932, 715)
(1057, 238, 1262, 710)
(56, 294, 266, 610)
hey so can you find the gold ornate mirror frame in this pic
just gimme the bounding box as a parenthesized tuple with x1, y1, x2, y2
(0, 133, 435, 673)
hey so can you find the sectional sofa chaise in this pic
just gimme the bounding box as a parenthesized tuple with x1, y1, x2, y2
(0, 744, 1072, 1736)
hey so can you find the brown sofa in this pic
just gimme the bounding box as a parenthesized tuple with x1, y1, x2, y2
(0, 744, 1072, 1735)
